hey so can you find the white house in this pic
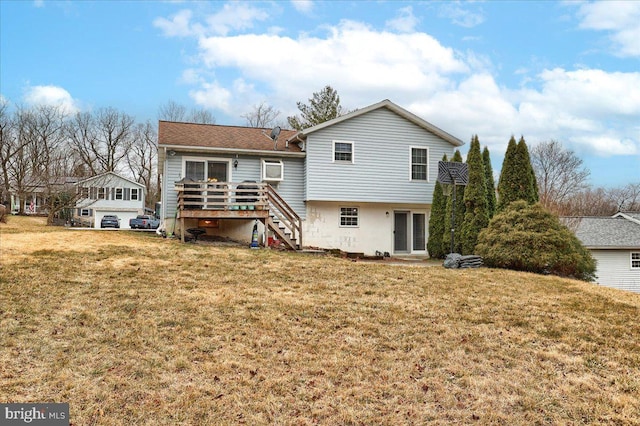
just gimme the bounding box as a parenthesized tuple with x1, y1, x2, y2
(75, 172, 146, 229)
(571, 212, 640, 293)
(158, 99, 464, 255)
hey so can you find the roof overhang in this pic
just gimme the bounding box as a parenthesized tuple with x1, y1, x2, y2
(287, 99, 464, 147)
(158, 144, 306, 171)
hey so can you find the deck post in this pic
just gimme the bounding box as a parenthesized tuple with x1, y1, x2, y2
(181, 217, 185, 242)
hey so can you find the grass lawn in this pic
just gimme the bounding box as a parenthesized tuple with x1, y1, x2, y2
(1, 216, 639, 425)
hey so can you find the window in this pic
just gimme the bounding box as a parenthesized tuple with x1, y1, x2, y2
(97, 188, 106, 200)
(185, 159, 228, 182)
(80, 208, 92, 217)
(411, 147, 428, 181)
(334, 141, 353, 163)
(340, 207, 359, 227)
(632, 252, 640, 269)
(131, 188, 140, 201)
(262, 159, 284, 181)
(80, 187, 89, 198)
(115, 188, 123, 200)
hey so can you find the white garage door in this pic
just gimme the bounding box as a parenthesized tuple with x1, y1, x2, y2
(94, 211, 139, 229)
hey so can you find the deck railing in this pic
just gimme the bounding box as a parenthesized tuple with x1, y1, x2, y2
(174, 181, 268, 211)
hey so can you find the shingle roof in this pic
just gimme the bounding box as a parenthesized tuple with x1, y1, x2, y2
(569, 215, 640, 249)
(291, 99, 464, 147)
(158, 121, 301, 153)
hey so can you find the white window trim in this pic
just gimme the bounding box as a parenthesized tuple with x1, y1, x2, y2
(182, 156, 233, 182)
(409, 146, 429, 182)
(115, 187, 124, 200)
(261, 159, 284, 182)
(131, 188, 140, 201)
(631, 252, 640, 269)
(333, 140, 354, 163)
(339, 206, 359, 228)
(80, 208, 92, 217)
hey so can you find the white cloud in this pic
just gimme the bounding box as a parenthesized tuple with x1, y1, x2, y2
(204, 3, 269, 36)
(438, 3, 485, 28)
(33, 0, 44, 8)
(576, 1, 640, 57)
(291, 0, 313, 14)
(385, 6, 419, 33)
(154, 9, 195, 37)
(23, 85, 79, 114)
(154, 3, 268, 38)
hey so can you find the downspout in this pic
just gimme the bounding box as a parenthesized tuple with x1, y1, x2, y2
(162, 147, 167, 224)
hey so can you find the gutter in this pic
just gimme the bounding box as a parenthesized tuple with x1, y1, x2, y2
(159, 144, 306, 158)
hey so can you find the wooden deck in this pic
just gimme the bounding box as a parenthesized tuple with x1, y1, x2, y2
(174, 181, 301, 249)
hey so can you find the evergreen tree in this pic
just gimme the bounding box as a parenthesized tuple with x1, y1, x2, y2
(483, 146, 497, 219)
(497, 136, 538, 210)
(517, 136, 539, 203)
(461, 135, 488, 254)
(497, 136, 519, 211)
(442, 150, 466, 254)
(427, 154, 448, 259)
(287, 85, 345, 130)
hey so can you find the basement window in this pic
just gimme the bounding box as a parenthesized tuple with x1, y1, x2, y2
(262, 159, 284, 181)
(632, 252, 640, 269)
(340, 207, 359, 227)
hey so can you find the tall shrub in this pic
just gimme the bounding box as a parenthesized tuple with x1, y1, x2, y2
(483, 146, 497, 219)
(475, 201, 596, 281)
(427, 154, 448, 258)
(442, 150, 466, 254)
(462, 135, 488, 254)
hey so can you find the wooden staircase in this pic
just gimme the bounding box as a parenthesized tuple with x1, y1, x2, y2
(264, 184, 302, 250)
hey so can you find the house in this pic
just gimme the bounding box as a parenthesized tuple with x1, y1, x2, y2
(158, 99, 464, 255)
(74, 172, 146, 229)
(570, 212, 640, 293)
(10, 176, 79, 215)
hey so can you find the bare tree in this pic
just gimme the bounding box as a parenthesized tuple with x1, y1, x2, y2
(127, 121, 158, 207)
(158, 100, 215, 124)
(530, 140, 590, 214)
(68, 108, 134, 174)
(67, 111, 99, 175)
(241, 101, 282, 128)
(188, 108, 216, 124)
(158, 100, 187, 122)
(607, 182, 640, 212)
(0, 99, 19, 205)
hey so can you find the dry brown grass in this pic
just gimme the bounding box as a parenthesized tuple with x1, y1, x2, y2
(1, 216, 639, 425)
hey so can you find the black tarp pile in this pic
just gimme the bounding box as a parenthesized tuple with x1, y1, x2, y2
(443, 253, 484, 269)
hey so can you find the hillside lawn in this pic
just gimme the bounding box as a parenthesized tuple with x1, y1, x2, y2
(1, 216, 639, 425)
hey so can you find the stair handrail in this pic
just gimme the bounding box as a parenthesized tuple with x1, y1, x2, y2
(266, 184, 302, 248)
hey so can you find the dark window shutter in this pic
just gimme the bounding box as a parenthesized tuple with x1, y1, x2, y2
(124, 188, 131, 200)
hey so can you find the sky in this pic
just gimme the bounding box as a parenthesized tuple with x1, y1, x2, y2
(1, 0, 639, 188)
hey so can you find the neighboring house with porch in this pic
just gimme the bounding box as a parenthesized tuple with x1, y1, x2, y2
(10, 176, 79, 215)
(158, 99, 464, 255)
(74, 172, 146, 229)
(569, 212, 640, 293)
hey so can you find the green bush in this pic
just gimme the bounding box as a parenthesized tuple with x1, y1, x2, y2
(475, 201, 596, 281)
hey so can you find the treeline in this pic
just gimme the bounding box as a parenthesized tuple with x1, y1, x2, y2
(0, 102, 158, 218)
(428, 135, 639, 260)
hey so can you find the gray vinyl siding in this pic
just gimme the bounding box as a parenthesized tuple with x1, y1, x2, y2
(591, 250, 640, 293)
(163, 152, 305, 219)
(305, 108, 459, 204)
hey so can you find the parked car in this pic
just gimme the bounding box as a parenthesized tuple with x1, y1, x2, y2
(129, 214, 160, 229)
(100, 215, 120, 229)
